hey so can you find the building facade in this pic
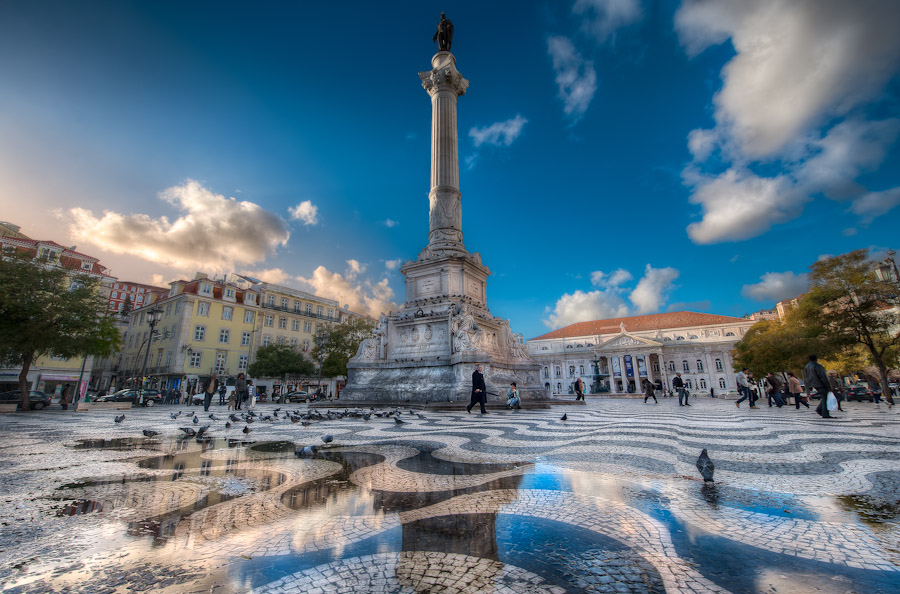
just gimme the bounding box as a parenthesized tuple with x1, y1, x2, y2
(527, 311, 757, 396)
(106, 280, 167, 315)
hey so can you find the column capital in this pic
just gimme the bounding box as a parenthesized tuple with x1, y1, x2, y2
(419, 53, 469, 97)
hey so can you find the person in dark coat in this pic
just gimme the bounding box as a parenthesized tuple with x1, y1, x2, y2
(467, 364, 487, 414)
(803, 355, 833, 418)
(573, 377, 585, 401)
(59, 384, 71, 410)
(765, 373, 784, 407)
(643, 379, 658, 404)
(203, 374, 219, 412)
(673, 373, 689, 406)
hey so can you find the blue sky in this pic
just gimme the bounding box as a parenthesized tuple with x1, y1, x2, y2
(1, 0, 898, 339)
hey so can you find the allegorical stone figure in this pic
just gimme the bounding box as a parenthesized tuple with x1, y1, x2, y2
(433, 12, 453, 51)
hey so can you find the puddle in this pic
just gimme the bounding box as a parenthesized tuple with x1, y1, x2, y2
(837, 494, 900, 527)
(72, 438, 154, 450)
(54, 499, 103, 516)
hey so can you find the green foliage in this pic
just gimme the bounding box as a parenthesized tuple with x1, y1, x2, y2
(731, 316, 821, 378)
(0, 253, 121, 408)
(311, 317, 375, 378)
(248, 344, 315, 383)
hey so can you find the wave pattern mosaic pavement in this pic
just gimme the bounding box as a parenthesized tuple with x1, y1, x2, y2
(0, 398, 898, 593)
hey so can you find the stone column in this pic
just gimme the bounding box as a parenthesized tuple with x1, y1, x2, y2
(419, 52, 469, 257)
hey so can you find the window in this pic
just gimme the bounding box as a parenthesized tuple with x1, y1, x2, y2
(306, 303, 312, 314)
(579, 365, 585, 375)
(676, 336, 685, 341)
(165, 303, 171, 317)
(215, 352, 226, 374)
(267, 295, 276, 306)
(276, 335, 285, 345)
(128, 335, 134, 348)
(200, 283, 212, 295)
(302, 340, 310, 351)
(156, 350, 163, 366)
(543, 367, 549, 378)
(569, 365, 575, 375)
(222, 306, 233, 320)
(290, 337, 298, 346)
(165, 351, 172, 367)
(278, 317, 287, 329)
(265, 315, 274, 327)
(225, 288, 235, 299)
(715, 358, 723, 371)
(239, 355, 248, 370)
(189, 351, 202, 367)
(304, 321, 312, 333)
(668, 361, 676, 372)
(699, 378, 707, 389)
(218, 328, 230, 343)
(291, 319, 300, 331)
(244, 310, 255, 324)
(245, 292, 255, 304)
(111, 291, 118, 299)
(316, 306, 323, 316)
(136, 295, 143, 303)
(294, 300, 302, 312)
(696, 360, 704, 372)
(262, 334, 271, 346)
(725, 332, 735, 337)
(653, 362, 660, 373)
(81, 261, 92, 270)
(114, 283, 120, 290)
(197, 302, 209, 316)
(682, 360, 690, 372)
(139, 312, 145, 325)
(327, 308, 334, 319)
(555, 366, 561, 377)
(241, 331, 251, 346)
(686, 379, 693, 389)
(194, 325, 206, 341)
(719, 378, 727, 389)
(175, 302, 182, 315)
(689, 335, 699, 340)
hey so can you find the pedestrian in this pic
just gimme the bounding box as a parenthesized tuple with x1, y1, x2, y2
(234, 373, 247, 411)
(506, 382, 521, 409)
(765, 373, 784, 407)
(59, 384, 71, 410)
(573, 377, 585, 401)
(466, 364, 487, 414)
(803, 354, 834, 419)
(673, 373, 690, 406)
(643, 379, 658, 404)
(787, 371, 809, 409)
(203, 374, 219, 412)
(218, 382, 227, 406)
(250, 382, 257, 409)
(828, 374, 845, 412)
(735, 368, 757, 408)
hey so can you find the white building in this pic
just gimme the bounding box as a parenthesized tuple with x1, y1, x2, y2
(527, 311, 756, 395)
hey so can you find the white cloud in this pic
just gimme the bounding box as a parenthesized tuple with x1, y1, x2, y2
(590, 268, 633, 288)
(383, 218, 398, 228)
(296, 265, 398, 319)
(687, 128, 721, 161)
(574, 0, 642, 41)
(741, 271, 809, 302)
(547, 36, 597, 121)
(469, 115, 528, 148)
(628, 265, 679, 314)
(685, 168, 807, 244)
(676, 0, 900, 158)
(240, 267, 291, 285)
(384, 258, 403, 270)
(544, 264, 679, 328)
(849, 187, 900, 223)
(68, 180, 289, 270)
(289, 200, 319, 225)
(345, 259, 366, 280)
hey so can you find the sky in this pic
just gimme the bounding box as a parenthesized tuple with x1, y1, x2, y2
(1, 0, 899, 340)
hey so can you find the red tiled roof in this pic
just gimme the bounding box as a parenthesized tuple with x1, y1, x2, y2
(531, 311, 750, 341)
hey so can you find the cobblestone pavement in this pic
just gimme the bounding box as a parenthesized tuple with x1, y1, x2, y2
(0, 397, 898, 593)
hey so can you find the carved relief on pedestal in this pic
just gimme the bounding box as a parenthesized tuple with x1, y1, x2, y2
(354, 338, 378, 362)
(450, 302, 481, 353)
(508, 332, 529, 360)
(429, 188, 462, 232)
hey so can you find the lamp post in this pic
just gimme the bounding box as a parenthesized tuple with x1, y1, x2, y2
(137, 306, 164, 392)
(315, 328, 328, 398)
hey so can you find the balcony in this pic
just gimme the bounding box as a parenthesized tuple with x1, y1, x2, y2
(259, 302, 337, 321)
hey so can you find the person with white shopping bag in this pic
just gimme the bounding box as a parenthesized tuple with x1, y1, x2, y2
(804, 354, 834, 419)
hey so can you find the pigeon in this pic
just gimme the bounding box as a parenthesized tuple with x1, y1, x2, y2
(242, 425, 251, 434)
(170, 411, 182, 420)
(179, 427, 197, 437)
(114, 415, 126, 424)
(196, 424, 211, 436)
(416, 413, 426, 420)
(696, 449, 715, 483)
(394, 417, 406, 425)
(225, 421, 232, 429)
(321, 434, 333, 444)
(560, 413, 567, 421)
(295, 445, 318, 458)
(142, 429, 159, 437)
(209, 414, 220, 421)
(245, 417, 255, 424)
(362, 413, 371, 421)
(290, 415, 301, 423)
(247, 411, 259, 417)
(192, 415, 199, 424)
(273, 408, 281, 413)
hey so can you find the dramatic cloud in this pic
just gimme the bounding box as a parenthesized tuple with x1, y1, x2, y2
(628, 265, 679, 314)
(544, 264, 679, 328)
(345, 259, 366, 280)
(574, 0, 642, 41)
(547, 36, 597, 120)
(240, 267, 291, 285)
(469, 115, 528, 148)
(382, 218, 398, 228)
(677, 0, 900, 243)
(68, 180, 289, 270)
(296, 265, 399, 319)
(849, 187, 900, 224)
(741, 271, 809, 303)
(289, 200, 319, 225)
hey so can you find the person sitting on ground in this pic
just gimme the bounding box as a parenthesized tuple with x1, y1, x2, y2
(506, 382, 521, 409)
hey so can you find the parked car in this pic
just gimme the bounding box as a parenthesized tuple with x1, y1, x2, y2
(0, 390, 52, 410)
(283, 391, 310, 403)
(94, 389, 163, 406)
(846, 385, 878, 402)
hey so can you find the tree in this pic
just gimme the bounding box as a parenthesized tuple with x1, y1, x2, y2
(248, 344, 315, 387)
(0, 254, 121, 409)
(311, 317, 376, 379)
(731, 314, 824, 380)
(798, 249, 900, 404)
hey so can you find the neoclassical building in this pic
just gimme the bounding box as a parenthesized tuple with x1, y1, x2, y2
(527, 311, 756, 395)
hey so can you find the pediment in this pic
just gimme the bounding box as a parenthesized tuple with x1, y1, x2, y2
(596, 333, 661, 350)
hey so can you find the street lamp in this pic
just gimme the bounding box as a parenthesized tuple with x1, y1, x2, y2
(315, 328, 328, 398)
(137, 305, 164, 393)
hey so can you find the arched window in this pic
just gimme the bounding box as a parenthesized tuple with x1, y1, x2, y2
(653, 361, 660, 372)
(569, 365, 576, 375)
(557, 383, 562, 392)
(543, 367, 549, 378)
(668, 361, 676, 372)
(663, 337, 672, 341)
(579, 365, 585, 375)
(682, 360, 690, 372)
(725, 331, 735, 337)
(689, 334, 699, 339)
(696, 359, 704, 372)
(676, 336, 685, 341)
(718, 378, 727, 389)
(545, 382, 551, 389)
(699, 378, 707, 389)
(715, 358, 723, 371)
(685, 379, 693, 389)
(566, 344, 573, 349)
(555, 366, 561, 377)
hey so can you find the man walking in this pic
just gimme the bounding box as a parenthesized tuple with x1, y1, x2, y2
(735, 368, 757, 408)
(203, 373, 219, 412)
(573, 377, 585, 402)
(765, 373, 784, 407)
(643, 379, 658, 404)
(467, 364, 487, 414)
(804, 355, 833, 419)
(673, 373, 689, 406)
(787, 371, 809, 409)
